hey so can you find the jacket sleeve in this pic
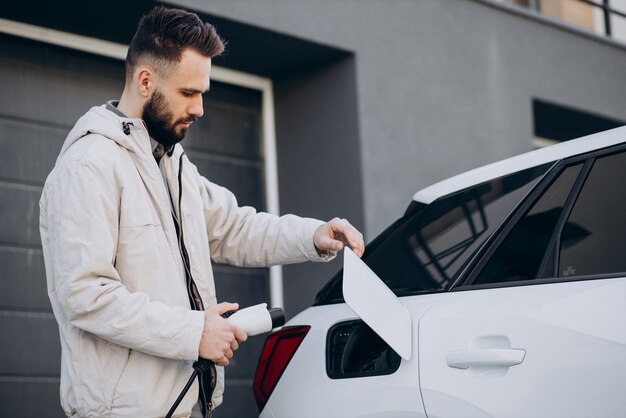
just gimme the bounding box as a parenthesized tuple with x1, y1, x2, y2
(40, 155, 204, 361)
(195, 164, 333, 267)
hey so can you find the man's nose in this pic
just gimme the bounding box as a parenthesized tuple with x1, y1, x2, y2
(189, 95, 204, 118)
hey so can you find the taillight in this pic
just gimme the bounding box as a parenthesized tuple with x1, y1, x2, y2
(253, 325, 310, 412)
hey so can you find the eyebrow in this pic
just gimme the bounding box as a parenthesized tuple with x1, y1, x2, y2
(181, 87, 210, 94)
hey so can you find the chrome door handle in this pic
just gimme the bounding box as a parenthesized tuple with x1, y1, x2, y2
(446, 348, 526, 369)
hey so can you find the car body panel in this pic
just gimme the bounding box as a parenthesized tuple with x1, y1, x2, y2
(419, 277, 626, 418)
(261, 295, 442, 418)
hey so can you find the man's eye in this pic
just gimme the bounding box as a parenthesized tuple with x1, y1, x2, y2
(182, 91, 194, 97)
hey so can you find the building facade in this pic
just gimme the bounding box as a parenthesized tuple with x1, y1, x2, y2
(1, 1, 625, 417)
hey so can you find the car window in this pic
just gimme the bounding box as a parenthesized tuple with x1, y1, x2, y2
(473, 163, 583, 285)
(558, 151, 626, 277)
(314, 163, 551, 305)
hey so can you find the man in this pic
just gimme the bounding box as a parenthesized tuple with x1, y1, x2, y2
(39, 6, 364, 418)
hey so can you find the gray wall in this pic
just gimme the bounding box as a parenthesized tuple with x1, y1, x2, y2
(171, 0, 626, 239)
(274, 56, 363, 316)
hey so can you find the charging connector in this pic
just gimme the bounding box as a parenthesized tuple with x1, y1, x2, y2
(166, 303, 284, 418)
(226, 303, 285, 335)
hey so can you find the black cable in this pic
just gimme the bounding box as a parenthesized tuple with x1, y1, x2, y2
(165, 359, 215, 418)
(165, 368, 198, 418)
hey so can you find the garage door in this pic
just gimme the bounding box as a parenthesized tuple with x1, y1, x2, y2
(0, 33, 268, 418)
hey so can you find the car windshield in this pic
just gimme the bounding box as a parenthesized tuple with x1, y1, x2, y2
(314, 163, 553, 305)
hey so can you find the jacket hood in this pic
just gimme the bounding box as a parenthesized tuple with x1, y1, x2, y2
(58, 105, 149, 162)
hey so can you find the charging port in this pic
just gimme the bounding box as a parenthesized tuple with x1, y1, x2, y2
(326, 320, 401, 379)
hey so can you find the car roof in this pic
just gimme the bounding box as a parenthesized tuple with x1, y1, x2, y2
(413, 125, 626, 204)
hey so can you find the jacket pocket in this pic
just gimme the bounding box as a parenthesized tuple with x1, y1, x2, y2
(109, 348, 132, 416)
(75, 332, 130, 418)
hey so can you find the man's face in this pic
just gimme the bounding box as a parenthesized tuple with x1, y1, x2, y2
(142, 49, 211, 147)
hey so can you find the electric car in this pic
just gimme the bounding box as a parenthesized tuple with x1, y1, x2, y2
(253, 126, 626, 418)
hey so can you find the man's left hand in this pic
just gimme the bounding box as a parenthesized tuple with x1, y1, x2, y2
(314, 218, 364, 258)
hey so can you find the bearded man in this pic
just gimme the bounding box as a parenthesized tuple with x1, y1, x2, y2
(39, 6, 364, 418)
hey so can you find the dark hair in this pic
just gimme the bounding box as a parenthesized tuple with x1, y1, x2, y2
(125, 6, 225, 81)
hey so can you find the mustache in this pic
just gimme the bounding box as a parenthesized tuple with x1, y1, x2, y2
(177, 116, 197, 124)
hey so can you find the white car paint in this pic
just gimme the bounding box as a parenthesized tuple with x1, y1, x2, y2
(414, 126, 626, 204)
(261, 295, 442, 418)
(264, 276, 626, 418)
(419, 277, 626, 418)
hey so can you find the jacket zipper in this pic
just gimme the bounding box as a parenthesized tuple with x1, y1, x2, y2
(168, 152, 213, 418)
(164, 154, 204, 312)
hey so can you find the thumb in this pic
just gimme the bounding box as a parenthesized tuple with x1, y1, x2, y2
(316, 233, 344, 252)
(211, 302, 239, 316)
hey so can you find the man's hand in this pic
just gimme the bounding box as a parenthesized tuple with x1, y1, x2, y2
(314, 218, 365, 257)
(198, 302, 248, 366)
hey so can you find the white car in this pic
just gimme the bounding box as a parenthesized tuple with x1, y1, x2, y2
(253, 126, 626, 418)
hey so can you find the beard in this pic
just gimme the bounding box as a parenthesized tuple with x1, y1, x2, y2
(142, 89, 196, 147)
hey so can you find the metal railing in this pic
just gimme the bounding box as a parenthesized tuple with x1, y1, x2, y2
(508, 0, 626, 38)
(576, 0, 626, 36)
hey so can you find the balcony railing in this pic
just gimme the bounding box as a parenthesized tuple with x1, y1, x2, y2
(501, 0, 626, 42)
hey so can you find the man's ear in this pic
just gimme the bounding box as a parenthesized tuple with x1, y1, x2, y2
(136, 67, 154, 98)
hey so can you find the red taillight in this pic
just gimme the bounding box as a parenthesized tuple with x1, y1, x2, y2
(252, 325, 310, 412)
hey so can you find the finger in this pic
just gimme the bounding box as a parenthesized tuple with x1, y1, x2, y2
(340, 234, 364, 257)
(342, 231, 364, 255)
(355, 236, 365, 257)
(353, 242, 365, 257)
(230, 340, 239, 351)
(211, 302, 239, 316)
(215, 356, 229, 367)
(332, 220, 362, 250)
(317, 223, 345, 251)
(234, 326, 248, 343)
(225, 349, 234, 359)
(321, 236, 344, 252)
(347, 230, 365, 256)
(330, 219, 353, 239)
(342, 220, 361, 243)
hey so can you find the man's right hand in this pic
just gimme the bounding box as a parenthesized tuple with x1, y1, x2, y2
(198, 302, 248, 366)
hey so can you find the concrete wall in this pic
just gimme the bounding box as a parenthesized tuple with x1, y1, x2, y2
(171, 0, 626, 238)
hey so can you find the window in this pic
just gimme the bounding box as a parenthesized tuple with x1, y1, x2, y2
(559, 151, 626, 277)
(532, 99, 625, 149)
(315, 164, 550, 305)
(474, 163, 583, 285)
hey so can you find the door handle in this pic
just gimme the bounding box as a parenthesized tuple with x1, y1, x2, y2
(446, 348, 526, 369)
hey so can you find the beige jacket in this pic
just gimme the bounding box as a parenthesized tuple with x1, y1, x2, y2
(39, 105, 327, 417)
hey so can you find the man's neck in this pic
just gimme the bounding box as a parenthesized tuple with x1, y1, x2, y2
(117, 89, 143, 119)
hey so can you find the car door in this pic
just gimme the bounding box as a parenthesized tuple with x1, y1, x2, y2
(418, 148, 626, 418)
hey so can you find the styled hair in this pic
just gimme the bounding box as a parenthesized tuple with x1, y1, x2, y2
(125, 6, 225, 81)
